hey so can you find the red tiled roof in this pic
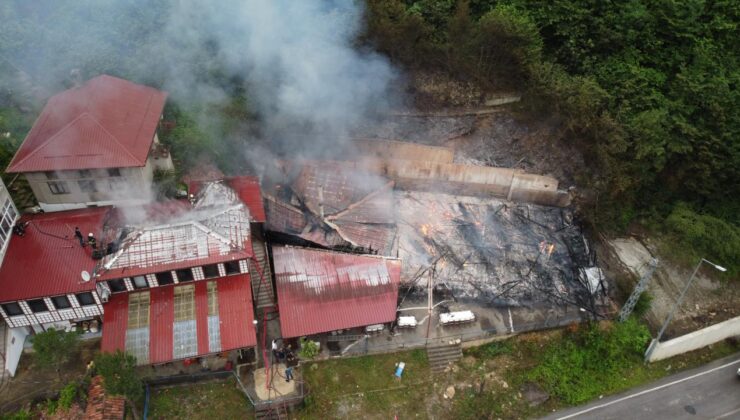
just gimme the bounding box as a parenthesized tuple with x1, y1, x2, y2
(101, 275, 256, 364)
(7, 75, 167, 173)
(0, 207, 111, 302)
(85, 376, 126, 420)
(273, 246, 401, 338)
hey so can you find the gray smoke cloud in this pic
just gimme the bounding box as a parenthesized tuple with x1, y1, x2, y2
(0, 0, 400, 161)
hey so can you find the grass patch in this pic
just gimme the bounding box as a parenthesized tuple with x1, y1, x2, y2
(147, 378, 252, 420)
(299, 349, 436, 419)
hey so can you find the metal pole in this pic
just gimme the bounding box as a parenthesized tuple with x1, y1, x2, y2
(644, 258, 725, 362)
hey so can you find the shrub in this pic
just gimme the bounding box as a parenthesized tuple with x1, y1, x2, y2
(632, 292, 653, 318)
(530, 319, 650, 404)
(298, 337, 320, 359)
(665, 203, 739, 277)
(57, 382, 78, 411)
(32, 328, 80, 372)
(95, 351, 143, 403)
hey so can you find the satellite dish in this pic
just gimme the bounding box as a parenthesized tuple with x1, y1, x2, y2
(81, 271, 91, 282)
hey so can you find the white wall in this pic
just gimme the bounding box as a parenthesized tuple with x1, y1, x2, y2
(5, 326, 29, 376)
(647, 315, 740, 362)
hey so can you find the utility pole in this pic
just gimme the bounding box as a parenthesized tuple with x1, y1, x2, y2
(618, 258, 658, 322)
(644, 258, 726, 362)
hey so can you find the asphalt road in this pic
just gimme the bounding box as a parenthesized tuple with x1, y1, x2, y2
(542, 353, 740, 420)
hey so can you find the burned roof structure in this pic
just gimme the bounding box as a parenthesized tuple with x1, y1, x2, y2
(264, 160, 397, 255)
(95, 181, 256, 281)
(397, 191, 603, 312)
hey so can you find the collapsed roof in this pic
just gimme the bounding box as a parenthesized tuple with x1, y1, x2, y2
(95, 179, 261, 281)
(264, 161, 397, 255)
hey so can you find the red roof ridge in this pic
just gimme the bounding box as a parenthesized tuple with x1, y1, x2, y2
(10, 113, 142, 171)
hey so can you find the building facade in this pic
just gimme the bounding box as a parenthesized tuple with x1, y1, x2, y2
(6, 75, 173, 212)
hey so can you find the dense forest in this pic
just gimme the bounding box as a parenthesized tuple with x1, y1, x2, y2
(0, 0, 737, 274)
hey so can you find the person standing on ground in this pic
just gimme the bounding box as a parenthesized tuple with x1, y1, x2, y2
(272, 339, 279, 360)
(285, 366, 293, 382)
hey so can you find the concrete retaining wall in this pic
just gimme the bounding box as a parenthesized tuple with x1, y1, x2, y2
(357, 158, 571, 207)
(647, 315, 740, 362)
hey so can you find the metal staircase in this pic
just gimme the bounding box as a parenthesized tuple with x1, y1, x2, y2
(250, 237, 275, 310)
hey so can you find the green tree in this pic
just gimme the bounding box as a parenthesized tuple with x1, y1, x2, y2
(95, 351, 143, 419)
(32, 328, 80, 376)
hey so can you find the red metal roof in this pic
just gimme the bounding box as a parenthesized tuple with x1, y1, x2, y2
(100, 275, 256, 364)
(7, 75, 167, 173)
(188, 177, 266, 223)
(273, 246, 401, 338)
(0, 207, 111, 302)
(226, 177, 266, 223)
(217, 274, 258, 349)
(292, 161, 381, 217)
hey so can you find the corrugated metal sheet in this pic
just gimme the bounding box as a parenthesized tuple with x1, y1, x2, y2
(7, 75, 167, 173)
(292, 161, 380, 216)
(327, 181, 395, 224)
(264, 194, 306, 234)
(226, 177, 266, 223)
(194, 281, 210, 354)
(332, 221, 396, 256)
(217, 274, 257, 349)
(0, 207, 110, 302)
(149, 287, 174, 364)
(100, 277, 255, 364)
(273, 246, 401, 338)
(100, 293, 128, 353)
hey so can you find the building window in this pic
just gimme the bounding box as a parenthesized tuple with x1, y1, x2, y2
(107, 168, 121, 177)
(224, 261, 240, 275)
(202, 264, 220, 279)
(44, 171, 58, 180)
(128, 292, 150, 329)
(48, 181, 70, 195)
(79, 169, 92, 178)
(76, 292, 96, 306)
(132, 275, 149, 289)
(155, 271, 174, 286)
(78, 180, 97, 193)
(51, 295, 71, 310)
(1, 302, 23, 316)
(108, 279, 126, 293)
(175, 268, 194, 282)
(27, 299, 48, 313)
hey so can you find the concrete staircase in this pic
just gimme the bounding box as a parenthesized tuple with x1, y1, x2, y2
(250, 238, 275, 310)
(427, 342, 463, 373)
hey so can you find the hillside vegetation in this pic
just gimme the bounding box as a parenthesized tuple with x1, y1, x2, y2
(365, 0, 739, 275)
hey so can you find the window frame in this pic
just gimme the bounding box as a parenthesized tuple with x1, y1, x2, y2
(175, 268, 194, 282)
(224, 260, 240, 275)
(202, 264, 220, 279)
(48, 181, 70, 195)
(27, 299, 48, 313)
(75, 292, 96, 306)
(132, 275, 149, 290)
(107, 279, 127, 293)
(1, 302, 23, 316)
(155, 271, 174, 286)
(77, 179, 98, 193)
(51, 295, 71, 310)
